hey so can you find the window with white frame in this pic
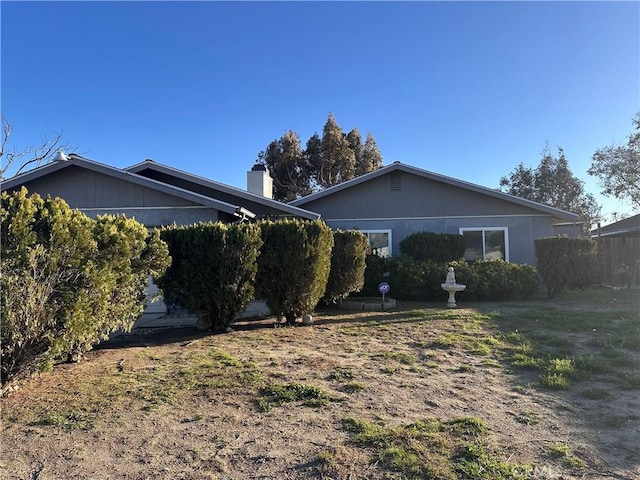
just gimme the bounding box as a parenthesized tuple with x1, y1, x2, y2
(459, 228, 509, 262)
(361, 230, 392, 257)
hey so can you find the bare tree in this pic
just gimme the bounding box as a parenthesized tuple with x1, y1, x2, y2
(1, 115, 75, 180)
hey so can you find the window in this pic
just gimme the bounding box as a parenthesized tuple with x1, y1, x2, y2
(459, 228, 508, 262)
(361, 230, 392, 257)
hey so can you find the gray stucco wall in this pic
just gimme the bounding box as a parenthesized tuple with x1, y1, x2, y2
(300, 172, 546, 219)
(16, 166, 199, 209)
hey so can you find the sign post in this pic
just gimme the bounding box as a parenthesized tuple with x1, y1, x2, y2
(378, 281, 390, 310)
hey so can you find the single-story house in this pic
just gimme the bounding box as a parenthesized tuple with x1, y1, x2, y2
(2, 155, 581, 267)
(290, 162, 582, 265)
(3, 154, 582, 320)
(592, 214, 640, 284)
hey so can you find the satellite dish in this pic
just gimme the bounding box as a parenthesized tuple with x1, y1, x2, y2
(52, 149, 68, 162)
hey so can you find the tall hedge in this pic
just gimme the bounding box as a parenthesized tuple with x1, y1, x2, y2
(1, 188, 170, 388)
(158, 222, 262, 332)
(256, 219, 333, 324)
(399, 231, 466, 263)
(323, 230, 369, 304)
(535, 236, 599, 298)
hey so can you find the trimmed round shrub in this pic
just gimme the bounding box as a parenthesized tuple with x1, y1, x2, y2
(256, 219, 334, 324)
(158, 222, 262, 332)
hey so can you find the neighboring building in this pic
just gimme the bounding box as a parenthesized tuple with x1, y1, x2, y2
(592, 214, 640, 284)
(291, 162, 582, 266)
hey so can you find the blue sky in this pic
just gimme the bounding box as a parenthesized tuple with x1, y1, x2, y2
(2, 1, 638, 222)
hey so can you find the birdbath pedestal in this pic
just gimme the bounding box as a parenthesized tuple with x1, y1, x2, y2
(441, 267, 466, 308)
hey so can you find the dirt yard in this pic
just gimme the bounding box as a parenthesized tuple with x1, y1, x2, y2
(1, 291, 638, 479)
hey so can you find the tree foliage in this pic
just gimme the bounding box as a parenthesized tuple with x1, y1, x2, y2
(499, 146, 601, 233)
(313, 113, 357, 188)
(256, 219, 333, 324)
(256, 113, 383, 201)
(257, 131, 312, 202)
(588, 112, 640, 210)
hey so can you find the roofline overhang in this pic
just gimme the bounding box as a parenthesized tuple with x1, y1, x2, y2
(1, 154, 254, 219)
(126, 159, 321, 221)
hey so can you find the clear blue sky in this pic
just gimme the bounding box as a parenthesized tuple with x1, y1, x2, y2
(2, 1, 638, 222)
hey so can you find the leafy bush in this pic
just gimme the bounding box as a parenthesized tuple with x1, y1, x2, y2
(391, 257, 432, 300)
(50, 215, 170, 360)
(1, 188, 170, 388)
(399, 231, 465, 263)
(358, 255, 537, 301)
(535, 236, 599, 298)
(256, 219, 333, 324)
(158, 222, 262, 332)
(323, 230, 369, 304)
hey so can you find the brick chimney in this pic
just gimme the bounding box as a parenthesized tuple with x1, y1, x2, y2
(247, 163, 273, 199)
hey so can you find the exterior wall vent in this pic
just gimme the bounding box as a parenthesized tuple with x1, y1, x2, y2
(390, 172, 401, 190)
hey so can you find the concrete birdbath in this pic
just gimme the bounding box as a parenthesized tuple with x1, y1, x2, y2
(441, 267, 466, 308)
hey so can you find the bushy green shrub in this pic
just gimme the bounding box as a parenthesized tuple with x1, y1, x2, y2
(158, 222, 262, 332)
(256, 219, 333, 324)
(50, 215, 170, 360)
(323, 230, 369, 304)
(390, 256, 431, 300)
(468, 260, 537, 300)
(399, 231, 465, 263)
(358, 255, 537, 302)
(535, 236, 599, 298)
(1, 188, 170, 388)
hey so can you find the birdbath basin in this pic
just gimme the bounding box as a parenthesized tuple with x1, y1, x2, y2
(441, 267, 466, 308)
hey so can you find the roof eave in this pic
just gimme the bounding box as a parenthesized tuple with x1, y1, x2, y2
(126, 160, 321, 220)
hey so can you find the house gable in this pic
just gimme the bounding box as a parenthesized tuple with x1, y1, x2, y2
(1, 155, 247, 226)
(291, 163, 579, 223)
(126, 160, 321, 221)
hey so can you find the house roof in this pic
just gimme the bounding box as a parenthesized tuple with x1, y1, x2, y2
(1, 154, 250, 218)
(592, 213, 640, 238)
(290, 161, 580, 222)
(126, 159, 321, 220)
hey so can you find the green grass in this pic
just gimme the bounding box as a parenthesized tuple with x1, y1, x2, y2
(339, 416, 531, 480)
(30, 410, 94, 430)
(327, 366, 355, 381)
(257, 382, 335, 412)
(547, 442, 586, 470)
(342, 381, 367, 393)
(380, 351, 417, 365)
